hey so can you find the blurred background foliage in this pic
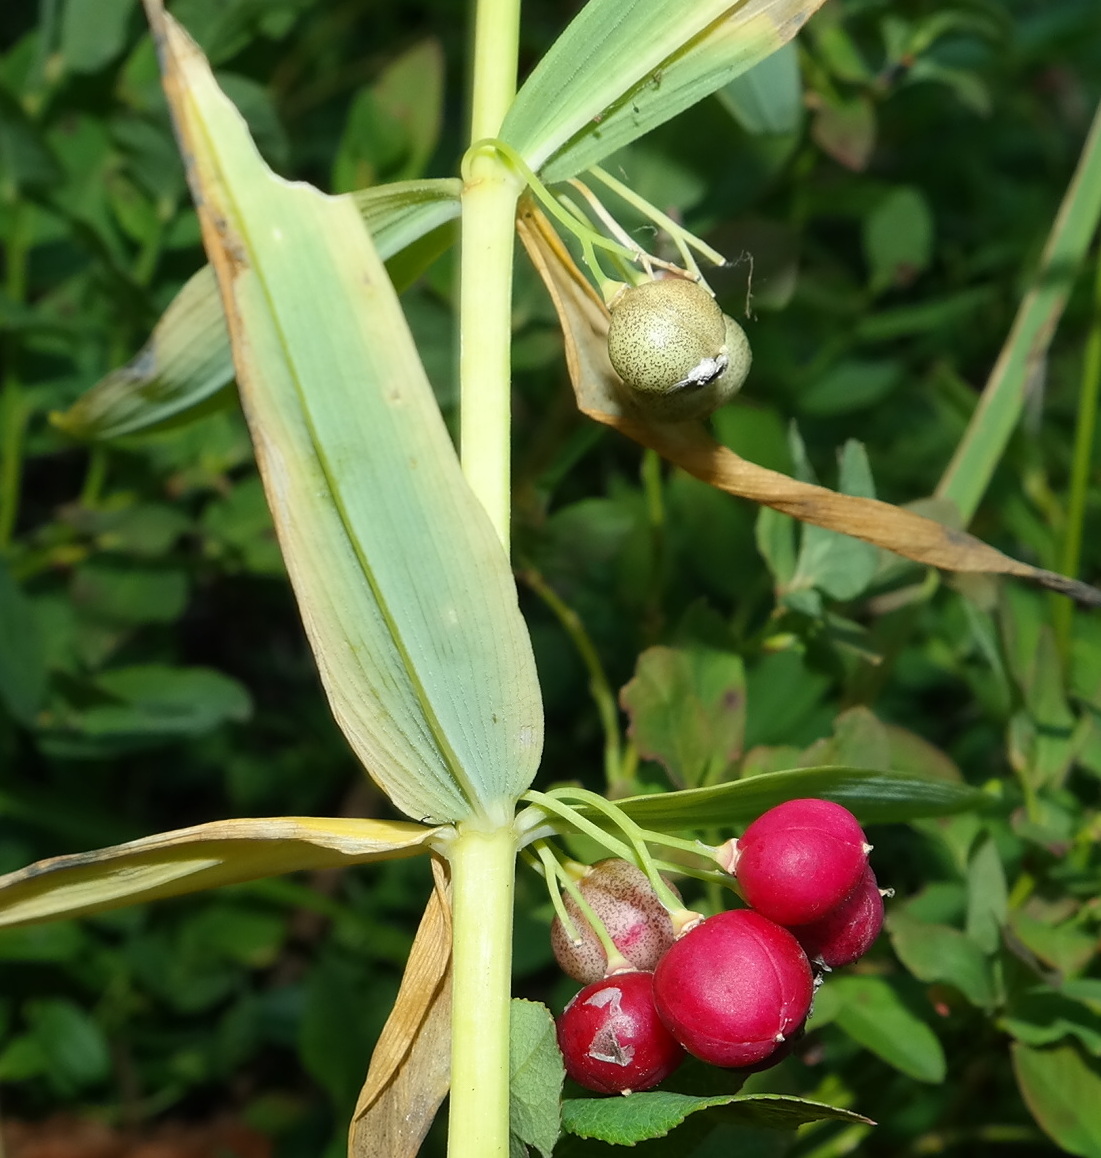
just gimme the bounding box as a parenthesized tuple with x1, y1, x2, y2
(2, 0, 1101, 1156)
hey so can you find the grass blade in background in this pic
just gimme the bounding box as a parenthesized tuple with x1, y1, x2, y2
(502, 0, 825, 179)
(147, 6, 542, 825)
(935, 99, 1101, 523)
(52, 179, 461, 440)
(0, 817, 438, 928)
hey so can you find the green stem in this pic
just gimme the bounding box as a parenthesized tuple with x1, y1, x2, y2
(459, 157, 521, 550)
(0, 385, 28, 552)
(468, 0, 521, 144)
(519, 566, 625, 792)
(1054, 247, 1101, 654)
(446, 823, 518, 1158)
(0, 201, 31, 552)
(459, 0, 523, 549)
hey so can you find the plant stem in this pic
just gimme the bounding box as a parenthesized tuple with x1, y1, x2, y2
(0, 201, 31, 552)
(459, 162, 521, 548)
(451, 3, 523, 1156)
(446, 822, 518, 1158)
(459, 0, 523, 549)
(519, 565, 625, 792)
(1054, 247, 1101, 655)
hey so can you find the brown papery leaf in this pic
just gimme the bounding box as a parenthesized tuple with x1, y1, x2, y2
(349, 855, 452, 1158)
(517, 200, 1101, 608)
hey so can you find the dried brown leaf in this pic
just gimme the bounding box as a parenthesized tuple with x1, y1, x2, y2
(516, 201, 1101, 607)
(349, 856, 452, 1158)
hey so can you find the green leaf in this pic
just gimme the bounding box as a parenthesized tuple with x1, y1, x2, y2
(788, 441, 879, 604)
(0, 559, 47, 726)
(333, 40, 444, 191)
(810, 93, 876, 171)
(1011, 910, 1097, 977)
(799, 358, 903, 417)
(965, 836, 1008, 955)
(26, 998, 111, 1093)
(0, 87, 63, 192)
(200, 475, 285, 575)
(150, 14, 541, 823)
(503, 0, 827, 181)
(620, 645, 746, 788)
(60, 0, 137, 75)
(1003, 990, 1101, 1056)
(562, 1090, 871, 1144)
(71, 559, 188, 624)
(717, 40, 802, 135)
(1012, 1042, 1101, 1158)
(863, 187, 934, 294)
(829, 975, 946, 1083)
(509, 1000, 564, 1158)
(0, 816, 439, 928)
(52, 179, 461, 441)
(75, 664, 252, 740)
(544, 766, 988, 837)
(888, 910, 996, 1010)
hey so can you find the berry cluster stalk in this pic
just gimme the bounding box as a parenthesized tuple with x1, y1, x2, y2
(448, 0, 523, 1153)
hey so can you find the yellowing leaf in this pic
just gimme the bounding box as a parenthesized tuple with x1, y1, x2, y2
(0, 817, 440, 928)
(350, 856, 452, 1158)
(144, 4, 543, 824)
(516, 201, 1101, 607)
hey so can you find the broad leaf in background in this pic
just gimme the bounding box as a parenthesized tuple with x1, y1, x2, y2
(823, 975, 947, 1083)
(146, 7, 541, 824)
(333, 39, 445, 191)
(502, 0, 827, 180)
(36, 664, 252, 754)
(507, 1000, 563, 1158)
(620, 645, 746, 788)
(0, 817, 440, 928)
(887, 910, 997, 1010)
(53, 179, 461, 440)
(561, 1089, 871, 1145)
(717, 39, 803, 135)
(1012, 1042, 1101, 1158)
(0, 558, 47, 726)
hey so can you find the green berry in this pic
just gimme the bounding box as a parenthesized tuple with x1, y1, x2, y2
(607, 279, 751, 421)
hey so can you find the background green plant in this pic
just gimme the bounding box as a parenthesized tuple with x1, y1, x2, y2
(2, 1, 1101, 1156)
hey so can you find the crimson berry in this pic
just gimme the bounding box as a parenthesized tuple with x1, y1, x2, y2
(792, 865, 884, 969)
(556, 970, 684, 1094)
(551, 859, 677, 984)
(652, 908, 813, 1069)
(720, 798, 870, 926)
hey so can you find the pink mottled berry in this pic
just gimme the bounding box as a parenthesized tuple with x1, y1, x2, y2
(652, 908, 814, 1069)
(720, 798, 870, 927)
(556, 970, 684, 1094)
(792, 865, 885, 968)
(551, 859, 677, 984)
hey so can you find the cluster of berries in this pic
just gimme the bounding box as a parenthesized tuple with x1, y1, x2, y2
(553, 799, 886, 1095)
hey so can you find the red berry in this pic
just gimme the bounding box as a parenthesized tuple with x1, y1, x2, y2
(652, 909, 813, 1069)
(721, 798, 870, 926)
(556, 971, 684, 1094)
(791, 865, 884, 968)
(551, 859, 677, 984)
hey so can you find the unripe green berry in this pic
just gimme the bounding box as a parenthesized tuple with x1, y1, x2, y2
(607, 279, 751, 421)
